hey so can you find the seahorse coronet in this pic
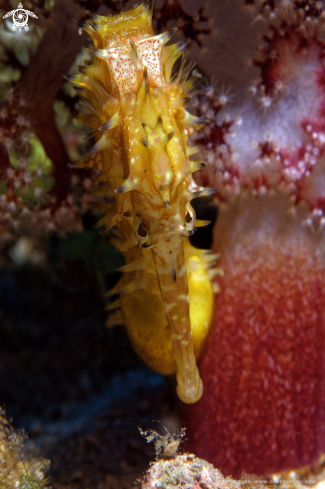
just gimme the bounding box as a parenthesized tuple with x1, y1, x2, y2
(75, 0, 219, 403)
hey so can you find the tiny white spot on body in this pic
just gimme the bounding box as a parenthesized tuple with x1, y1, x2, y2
(178, 294, 188, 301)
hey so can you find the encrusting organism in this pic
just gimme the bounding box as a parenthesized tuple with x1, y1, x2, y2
(73, 0, 220, 404)
(138, 426, 243, 489)
(139, 444, 243, 489)
(140, 453, 243, 489)
(0, 409, 50, 489)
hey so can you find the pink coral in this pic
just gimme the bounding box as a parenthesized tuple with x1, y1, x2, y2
(193, 0, 325, 219)
(186, 191, 325, 477)
(185, 0, 325, 479)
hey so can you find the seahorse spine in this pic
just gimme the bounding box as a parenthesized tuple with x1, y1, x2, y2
(73, 0, 217, 403)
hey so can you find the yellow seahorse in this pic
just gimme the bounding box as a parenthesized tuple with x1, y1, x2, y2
(72, 0, 220, 403)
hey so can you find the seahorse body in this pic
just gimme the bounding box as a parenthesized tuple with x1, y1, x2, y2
(108, 223, 217, 377)
(73, 0, 219, 403)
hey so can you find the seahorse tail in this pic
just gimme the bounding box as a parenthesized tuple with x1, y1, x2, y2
(152, 240, 203, 403)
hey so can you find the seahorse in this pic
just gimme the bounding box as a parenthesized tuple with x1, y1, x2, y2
(71, 0, 220, 403)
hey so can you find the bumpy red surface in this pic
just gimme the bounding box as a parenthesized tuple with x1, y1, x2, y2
(185, 196, 325, 478)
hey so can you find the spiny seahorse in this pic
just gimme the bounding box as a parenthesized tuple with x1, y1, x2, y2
(71, 0, 220, 403)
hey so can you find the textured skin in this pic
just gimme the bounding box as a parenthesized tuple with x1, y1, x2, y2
(74, 1, 218, 403)
(186, 190, 325, 476)
(111, 234, 216, 376)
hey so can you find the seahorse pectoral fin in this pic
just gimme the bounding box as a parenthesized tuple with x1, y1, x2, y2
(152, 241, 203, 404)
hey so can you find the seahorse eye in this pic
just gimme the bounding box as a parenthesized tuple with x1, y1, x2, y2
(185, 211, 192, 223)
(184, 203, 196, 233)
(138, 222, 147, 238)
(134, 215, 151, 247)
